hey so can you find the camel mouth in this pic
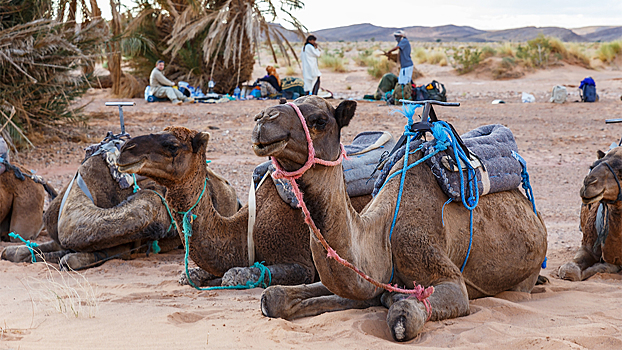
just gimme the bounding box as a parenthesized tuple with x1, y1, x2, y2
(582, 190, 604, 205)
(117, 158, 147, 174)
(252, 139, 288, 157)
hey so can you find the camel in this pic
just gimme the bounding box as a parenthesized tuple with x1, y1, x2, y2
(558, 147, 622, 281)
(117, 126, 373, 288)
(0, 160, 57, 242)
(253, 96, 548, 342)
(2, 138, 239, 270)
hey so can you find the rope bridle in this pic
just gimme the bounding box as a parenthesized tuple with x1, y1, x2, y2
(602, 162, 622, 204)
(270, 102, 434, 319)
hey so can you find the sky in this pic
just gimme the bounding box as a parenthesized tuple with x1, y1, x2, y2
(98, 0, 622, 31)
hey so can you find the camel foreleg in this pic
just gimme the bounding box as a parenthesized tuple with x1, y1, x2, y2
(260, 282, 381, 320)
(179, 267, 222, 287)
(385, 281, 469, 342)
(558, 245, 603, 281)
(221, 263, 314, 287)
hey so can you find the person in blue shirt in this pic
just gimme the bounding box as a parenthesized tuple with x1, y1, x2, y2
(386, 30, 414, 85)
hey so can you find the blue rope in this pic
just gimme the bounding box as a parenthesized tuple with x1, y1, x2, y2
(511, 150, 537, 214)
(132, 174, 140, 193)
(8, 232, 39, 263)
(180, 178, 272, 291)
(441, 198, 453, 226)
(382, 105, 481, 274)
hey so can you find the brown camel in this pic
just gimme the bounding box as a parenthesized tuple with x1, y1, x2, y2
(117, 126, 372, 288)
(253, 96, 548, 342)
(0, 162, 57, 242)
(2, 141, 239, 270)
(558, 147, 622, 281)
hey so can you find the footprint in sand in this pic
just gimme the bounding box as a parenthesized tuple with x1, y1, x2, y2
(167, 311, 205, 325)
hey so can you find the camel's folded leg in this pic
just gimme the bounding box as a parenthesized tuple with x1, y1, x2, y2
(58, 189, 173, 252)
(179, 267, 222, 287)
(384, 281, 469, 342)
(1, 240, 67, 263)
(221, 263, 314, 288)
(261, 282, 381, 320)
(559, 245, 602, 281)
(59, 243, 139, 271)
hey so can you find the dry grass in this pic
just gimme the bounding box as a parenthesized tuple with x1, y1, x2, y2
(25, 259, 99, 319)
(319, 53, 348, 73)
(596, 41, 622, 63)
(367, 57, 395, 79)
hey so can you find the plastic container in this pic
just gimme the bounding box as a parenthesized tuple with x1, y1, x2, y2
(233, 86, 241, 100)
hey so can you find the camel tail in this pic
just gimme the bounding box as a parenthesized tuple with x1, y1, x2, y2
(42, 181, 58, 200)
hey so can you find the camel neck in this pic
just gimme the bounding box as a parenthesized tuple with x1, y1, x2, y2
(298, 163, 396, 299)
(166, 160, 209, 212)
(603, 202, 622, 265)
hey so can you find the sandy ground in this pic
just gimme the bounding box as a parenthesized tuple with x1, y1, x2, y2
(2, 62, 622, 349)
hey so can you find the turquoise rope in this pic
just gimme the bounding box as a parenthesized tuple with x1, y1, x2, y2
(8, 232, 39, 263)
(179, 178, 272, 291)
(151, 241, 161, 254)
(149, 190, 178, 233)
(132, 174, 140, 193)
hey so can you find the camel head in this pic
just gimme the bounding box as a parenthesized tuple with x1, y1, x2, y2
(580, 147, 622, 205)
(251, 96, 356, 171)
(117, 126, 210, 185)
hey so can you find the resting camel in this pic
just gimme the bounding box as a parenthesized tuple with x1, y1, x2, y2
(559, 147, 622, 281)
(117, 126, 372, 288)
(2, 139, 239, 270)
(0, 160, 57, 242)
(253, 96, 547, 342)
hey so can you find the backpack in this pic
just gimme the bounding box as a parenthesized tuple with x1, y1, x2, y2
(393, 83, 412, 103)
(580, 77, 597, 103)
(412, 80, 447, 102)
(549, 85, 567, 104)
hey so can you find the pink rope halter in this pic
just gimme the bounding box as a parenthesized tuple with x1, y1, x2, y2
(271, 102, 434, 319)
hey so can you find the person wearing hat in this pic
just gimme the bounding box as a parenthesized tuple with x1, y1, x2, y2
(386, 30, 413, 85)
(149, 60, 194, 105)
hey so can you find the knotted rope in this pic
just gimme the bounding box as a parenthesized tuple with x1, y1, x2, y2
(271, 102, 434, 317)
(8, 232, 39, 263)
(179, 177, 272, 291)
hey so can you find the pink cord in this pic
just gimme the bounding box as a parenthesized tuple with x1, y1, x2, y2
(271, 102, 434, 319)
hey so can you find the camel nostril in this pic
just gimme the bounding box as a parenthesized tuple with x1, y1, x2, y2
(268, 112, 280, 120)
(586, 178, 597, 186)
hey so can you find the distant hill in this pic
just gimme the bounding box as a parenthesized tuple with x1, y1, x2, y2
(281, 23, 622, 42)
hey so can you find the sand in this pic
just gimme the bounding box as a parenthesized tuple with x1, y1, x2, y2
(2, 61, 622, 349)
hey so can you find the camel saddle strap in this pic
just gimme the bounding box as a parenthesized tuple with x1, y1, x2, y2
(247, 171, 269, 267)
(58, 172, 94, 222)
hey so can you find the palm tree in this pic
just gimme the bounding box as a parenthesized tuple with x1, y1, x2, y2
(123, 0, 305, 94)
(0, 0, 108, 146)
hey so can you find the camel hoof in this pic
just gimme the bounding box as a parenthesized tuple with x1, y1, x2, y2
(1, 245, 34, 263)
(536, 275, 550, 285)
(260, 286, 289, 319)
(387, 299, 427, 342)
(178, 268, 218, 287)
(558, 263, 581, 281)
(59, 252, 99, 271)
(222, 266, 261, 287)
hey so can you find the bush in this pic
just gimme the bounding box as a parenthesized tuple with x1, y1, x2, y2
(596, 41, 622, 63)
(367, 57, 394, 79)
(354, 49, 376, 67)
(447, 46, 483, 74)
(492, 57, 519, 79)
(481, 46, 496, 59)
(319, 53, 347, 72)
(497, 43, 515, 58)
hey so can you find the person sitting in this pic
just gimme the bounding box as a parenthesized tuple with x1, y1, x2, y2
(257, 66, 281, 92)
(149, 60, 194, 105)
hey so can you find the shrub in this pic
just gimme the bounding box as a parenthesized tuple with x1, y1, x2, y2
(497, 43, 516, 58)
(367, 57, 394, 79)
(319, 53, 348, 73)
(428, 51, 447, 65)
(285, 65, 296, 75)
(492, 57, 519, 79)
(412, 47, 428, 64)
(447, 46, 483, 74)
(481, 46, 496, 59)
(354, 49, 376, 67)
(596, 41, 622, 63)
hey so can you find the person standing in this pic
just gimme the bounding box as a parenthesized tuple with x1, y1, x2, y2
(301, 35, 321, 95)
(149, 60, 193, 105)
(386, 30, 414, 85)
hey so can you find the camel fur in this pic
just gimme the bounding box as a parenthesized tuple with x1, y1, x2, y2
(0, 162, 56, 242)
(117, 126, 371, 288)
(253, 96, 548, 342)
(559, 147, 622, 281)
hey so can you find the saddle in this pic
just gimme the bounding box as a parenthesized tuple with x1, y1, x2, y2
(374, 124, 523, 200)
(84, 138, 138, 190)
(0, 136, 9, 175)
(253, 131, 396, 208)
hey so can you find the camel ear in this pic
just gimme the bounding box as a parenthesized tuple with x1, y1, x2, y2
(192, 132, 210, 153)
(597, 150, 606, 159)
(334, 100, 356, 129)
